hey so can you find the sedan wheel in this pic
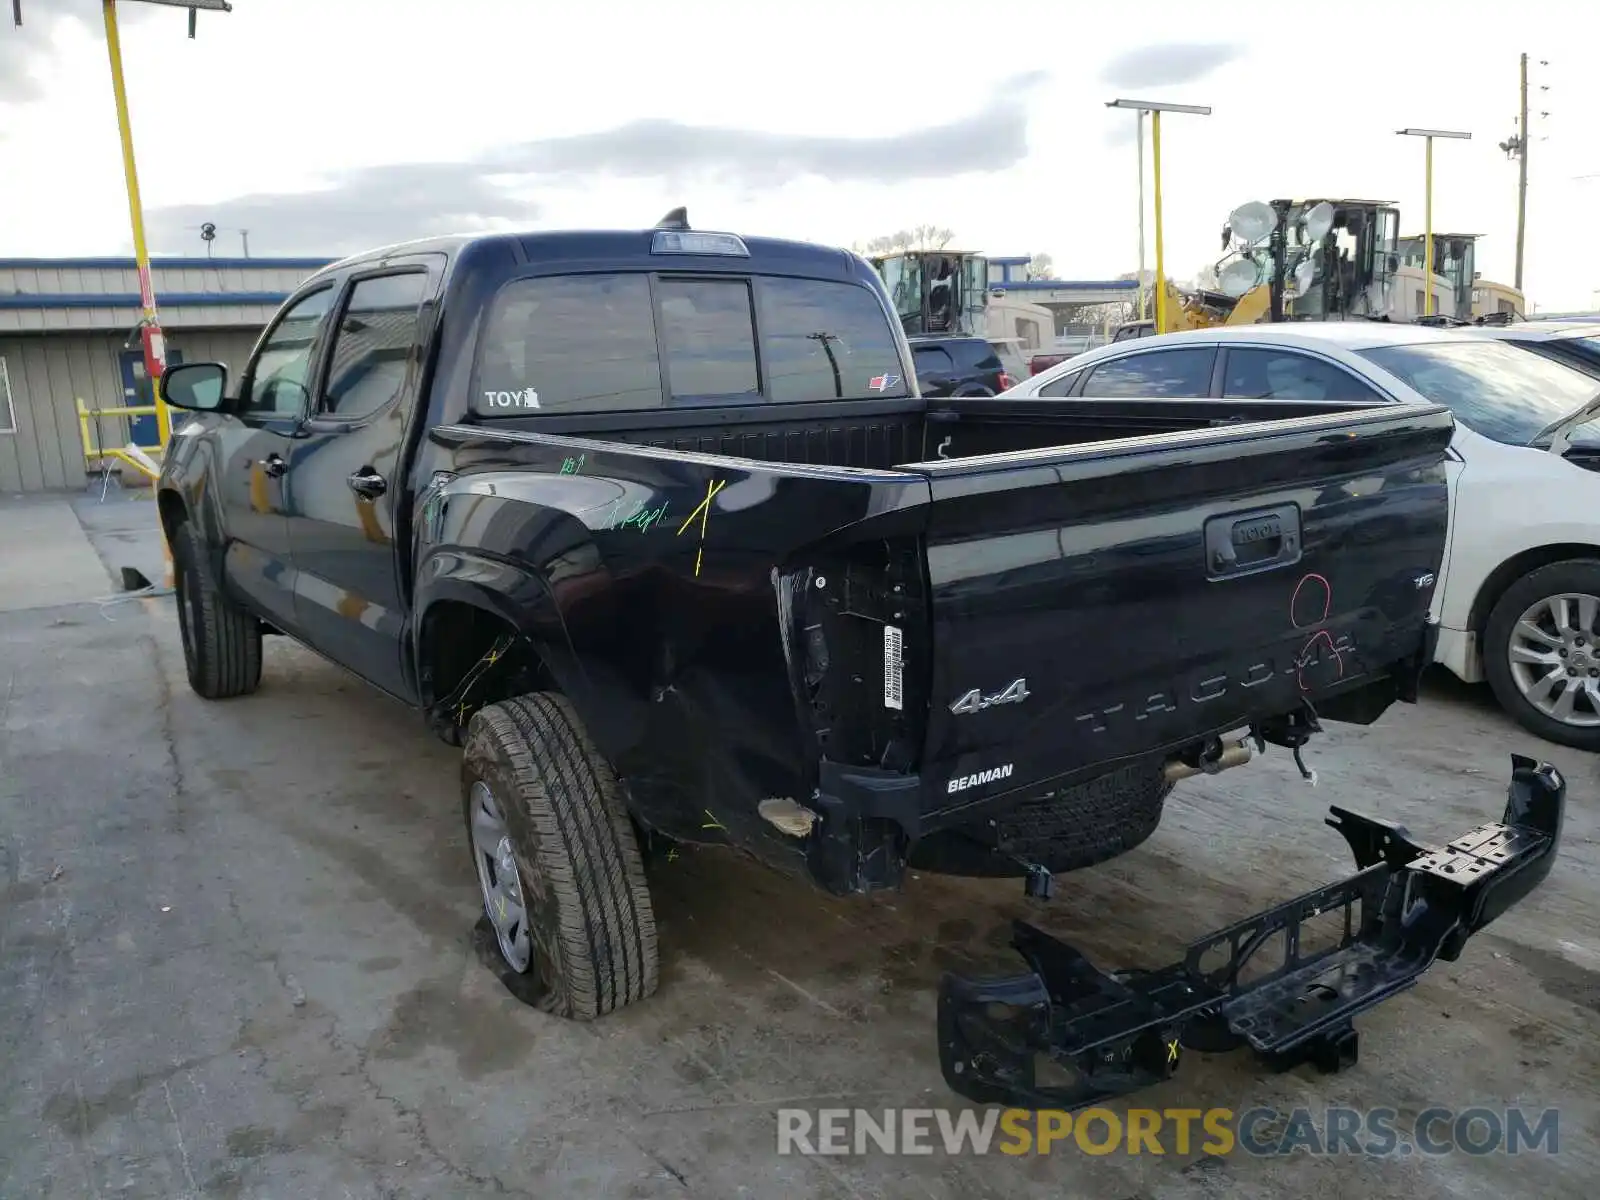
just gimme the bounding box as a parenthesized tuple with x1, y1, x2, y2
(1507, 593, 1600, 728)
(1485, 560, 1600, 751)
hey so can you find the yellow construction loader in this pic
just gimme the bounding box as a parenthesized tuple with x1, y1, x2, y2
(1119, 198, 1405, 339)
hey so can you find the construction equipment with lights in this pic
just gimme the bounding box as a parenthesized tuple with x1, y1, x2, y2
(1200, 198, 1405, 326)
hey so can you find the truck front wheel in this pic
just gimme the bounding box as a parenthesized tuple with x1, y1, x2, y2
(171, 521, 262, 700)
(461, 692, 659, 1018)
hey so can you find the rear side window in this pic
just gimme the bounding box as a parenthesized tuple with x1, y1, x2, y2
(911, 345, 955, 377)
(476, 274, 662, 413)
(760, 277, 910, 401)
(1080, 347, 1215, 398)
(1037, 369, 1082, 397)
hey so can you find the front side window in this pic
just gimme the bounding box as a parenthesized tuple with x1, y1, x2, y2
(475, 274, 662, 414)
(760, 277, 909, 401)
(1080, 347, 1215, 398)
(1359, 339, 1600, 445)
(243, 286, 335, 418)
(1222, 349, 1385, 402)
(319, 272, 429, 420)
(656, 278, 759, 402)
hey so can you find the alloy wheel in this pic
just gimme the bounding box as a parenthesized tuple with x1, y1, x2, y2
(1507, 592, 1600, 728)
(468, 780, 532, 973)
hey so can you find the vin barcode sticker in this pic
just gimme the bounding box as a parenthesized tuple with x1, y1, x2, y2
(883, 624, 904, 710)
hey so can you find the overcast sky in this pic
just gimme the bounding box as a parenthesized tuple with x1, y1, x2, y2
(1, 0, 1596, 308)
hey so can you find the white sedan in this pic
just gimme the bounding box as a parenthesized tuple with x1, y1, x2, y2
(1003, 321, 1600, 750)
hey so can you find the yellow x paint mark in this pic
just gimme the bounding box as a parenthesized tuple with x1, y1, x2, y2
(675, 479, 727, 577)
(1167, 1039, 1180, 1065)
(675, 478, 727, 537)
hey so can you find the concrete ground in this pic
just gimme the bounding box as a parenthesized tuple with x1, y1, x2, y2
(3, 494, 1600, 1198)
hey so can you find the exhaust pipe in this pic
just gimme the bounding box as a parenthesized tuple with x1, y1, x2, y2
(1164, 737, 1254, 783)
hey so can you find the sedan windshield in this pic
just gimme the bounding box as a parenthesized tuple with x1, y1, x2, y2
(1358, 339, 1600, 445)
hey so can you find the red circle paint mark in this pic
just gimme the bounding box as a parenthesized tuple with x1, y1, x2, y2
(1290, 573, 1332, 629)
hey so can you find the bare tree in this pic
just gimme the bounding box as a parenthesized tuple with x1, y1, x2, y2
(1025, 252, 1054, 280)
(861, 225, 957, 255)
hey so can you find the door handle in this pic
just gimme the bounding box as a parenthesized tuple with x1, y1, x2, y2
(261, 453, 287, 478)
(1204, 504, 1303, 579)
(347, 469, 387, 499)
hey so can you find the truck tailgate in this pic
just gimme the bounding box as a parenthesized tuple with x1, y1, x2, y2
(905, 405, 1455, 812)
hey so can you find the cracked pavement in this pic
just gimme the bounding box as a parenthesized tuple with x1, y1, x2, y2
(4, 525, 1600, 1197)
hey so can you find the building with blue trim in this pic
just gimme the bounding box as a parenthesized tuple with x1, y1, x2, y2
(0, 255, 331, 493)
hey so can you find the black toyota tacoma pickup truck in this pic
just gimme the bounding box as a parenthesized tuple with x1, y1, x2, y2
(155, 211, 1565, 1110)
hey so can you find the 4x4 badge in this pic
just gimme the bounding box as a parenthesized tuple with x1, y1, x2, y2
(950, 678, 1031, 716)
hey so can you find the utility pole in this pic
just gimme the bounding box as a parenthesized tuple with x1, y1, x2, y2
(1516, 52, 1529, 290)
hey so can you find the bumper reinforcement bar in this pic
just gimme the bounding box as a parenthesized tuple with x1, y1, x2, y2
(937, 754, 1566, 1110)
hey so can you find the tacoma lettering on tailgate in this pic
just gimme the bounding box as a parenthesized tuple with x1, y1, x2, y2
(1074, 633, 1355, 735)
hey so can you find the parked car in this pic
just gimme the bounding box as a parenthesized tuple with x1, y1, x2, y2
(905, 333, 1012, 396)
(1006, 322, 1600, 750)
(986, 336, 1031, 387)
(1478, 319, 1600, 376)
(152, 221, 1562, 1112)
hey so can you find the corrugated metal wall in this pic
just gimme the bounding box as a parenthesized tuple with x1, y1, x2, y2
(0, 328, 260, 494)
(0, 260, 327, 299)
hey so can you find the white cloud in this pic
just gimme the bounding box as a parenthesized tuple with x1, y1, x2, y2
(0, 0, 1595, 308)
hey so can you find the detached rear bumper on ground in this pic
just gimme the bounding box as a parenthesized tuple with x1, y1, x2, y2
(938, 755, 1566, 1110)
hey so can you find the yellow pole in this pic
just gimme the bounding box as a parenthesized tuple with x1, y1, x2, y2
(1423, 135, 1434, 318)
(102, 0, 170, 449)
(1151, 109, 1167, 334)
(102, 0, 175, 585)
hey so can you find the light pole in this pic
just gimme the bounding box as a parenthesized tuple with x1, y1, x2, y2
(1107, 99, 1213, 334)
(1396, 127, 1471, 317)
(1136, 110, 1146, 320)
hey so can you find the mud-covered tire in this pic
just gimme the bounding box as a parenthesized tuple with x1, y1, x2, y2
(461, 692, 658, 1019)
(1483, 559, 1600, 752)
(171, 520, 262, 700)
(994, 761, 1174, 873)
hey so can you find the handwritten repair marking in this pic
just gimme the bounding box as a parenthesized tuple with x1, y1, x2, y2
(1290, 572, 1346, 691)
(604, 498, 670, 533)
(675, 478, 727, 578)
(559, 454, 586, 475)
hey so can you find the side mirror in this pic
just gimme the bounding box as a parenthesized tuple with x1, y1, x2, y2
(160, 361, 229, 412)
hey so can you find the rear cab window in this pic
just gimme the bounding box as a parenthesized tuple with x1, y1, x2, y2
(472, 271, 911, 416)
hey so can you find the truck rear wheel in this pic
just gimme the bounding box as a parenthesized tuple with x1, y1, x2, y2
(461, 692, 659, 1018)
(171, 520, 262, 700)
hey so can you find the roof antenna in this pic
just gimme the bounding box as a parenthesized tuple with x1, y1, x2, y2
(655, 207, 690, 231)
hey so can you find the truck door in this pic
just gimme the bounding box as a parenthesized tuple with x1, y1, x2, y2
(220, 284, 338, 631)
(283, 259, 440, 702)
